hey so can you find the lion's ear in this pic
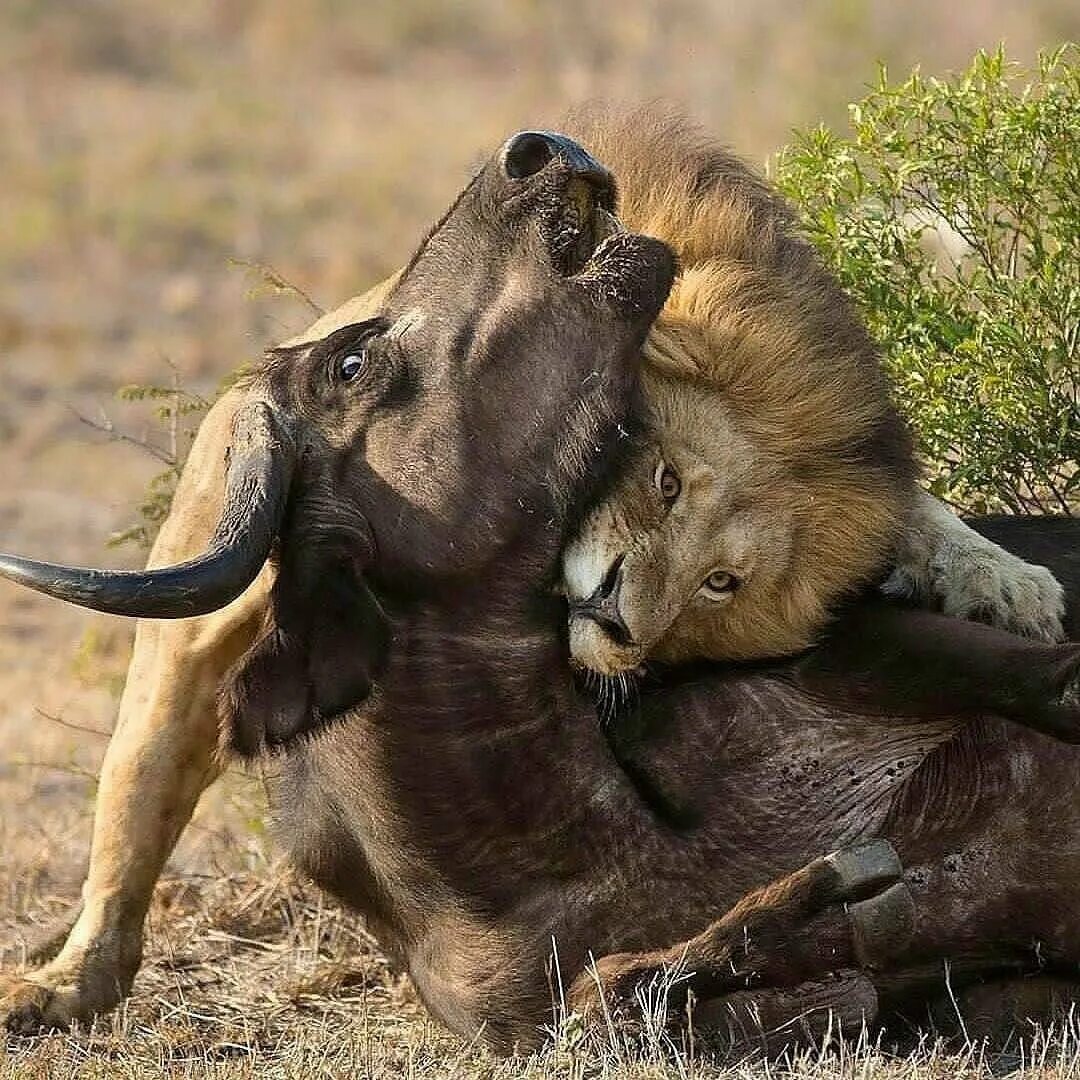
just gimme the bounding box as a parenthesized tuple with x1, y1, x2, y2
(219, 547, 389, 758)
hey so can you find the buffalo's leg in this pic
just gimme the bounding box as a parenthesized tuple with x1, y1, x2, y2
(567, 840, 913, 1028)
(690, 973, 1080, 1056)
(933, 976, 1080, 1046)
(690, 971, 878, 1056)
(797, 601, 1080, 742)
(2, 393, 270, 1032)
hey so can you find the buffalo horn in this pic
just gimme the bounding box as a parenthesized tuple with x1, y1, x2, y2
(0, 401, 293, 618)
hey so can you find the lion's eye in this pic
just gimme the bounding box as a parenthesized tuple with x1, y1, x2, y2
(337, 351, 368, 383)
(700, 570, 739, 600)
(654, 460, 681, 502)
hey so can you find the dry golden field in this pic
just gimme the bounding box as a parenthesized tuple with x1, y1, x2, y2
(3, 3, 1080, 1076)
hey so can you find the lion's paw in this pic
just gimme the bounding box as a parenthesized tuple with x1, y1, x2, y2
(2, 976, 78, 1035)
(884, 532, 1065, 643)
(3, 955, 133, 1035)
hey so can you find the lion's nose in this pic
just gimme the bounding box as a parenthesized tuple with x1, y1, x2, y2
(501, 130, 613, 191)
(570, 554, 631, 645)
(596, 552, 625, 600)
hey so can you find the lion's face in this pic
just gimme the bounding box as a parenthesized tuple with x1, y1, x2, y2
(562, 367, 901, 676)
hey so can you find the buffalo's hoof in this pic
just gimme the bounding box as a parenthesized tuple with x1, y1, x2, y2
(824, 839, 902, 900)
(821, 840, 914, 969)
(848, 882, 916, 968)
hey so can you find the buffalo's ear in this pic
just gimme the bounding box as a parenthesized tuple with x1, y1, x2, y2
(219, 547, 390, 758)
(220, 624, 311, 757)
(305, 565, 391, 718)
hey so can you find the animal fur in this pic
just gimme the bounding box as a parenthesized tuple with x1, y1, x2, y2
(1, 113, 1074, 1053)
(561, 107, 1061, 673)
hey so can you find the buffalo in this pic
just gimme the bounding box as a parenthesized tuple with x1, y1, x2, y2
(2, 125, 1080, 1055)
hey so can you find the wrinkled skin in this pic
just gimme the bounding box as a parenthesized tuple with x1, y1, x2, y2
(4, 126, 1080, 1057)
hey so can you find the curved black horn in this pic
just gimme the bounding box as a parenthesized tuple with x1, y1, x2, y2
(0, 401, 294, 618)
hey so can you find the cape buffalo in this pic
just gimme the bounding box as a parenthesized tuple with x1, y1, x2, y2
(2, 126, 1080, 1054)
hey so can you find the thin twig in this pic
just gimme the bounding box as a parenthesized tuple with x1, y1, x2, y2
(943, 958, 970, 1045)
(229, 258, 325, 317)
(70, 406, 175, 466)
(34, 707, 111, 740)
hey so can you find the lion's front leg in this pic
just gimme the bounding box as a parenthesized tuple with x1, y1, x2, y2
(883, 490, 1065, 642)
(567, 840, 911, 1038)
(3, 392, 270, 1033)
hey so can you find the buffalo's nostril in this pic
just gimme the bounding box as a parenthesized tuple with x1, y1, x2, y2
(503, 131, 557, 180)
(500, 130, 616, 210)
(598, 553, 625, 600)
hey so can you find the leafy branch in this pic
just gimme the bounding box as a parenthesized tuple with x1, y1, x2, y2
(774, 45, 1079, 515)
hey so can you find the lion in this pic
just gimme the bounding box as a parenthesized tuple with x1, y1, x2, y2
(559, 108, 1064, 676)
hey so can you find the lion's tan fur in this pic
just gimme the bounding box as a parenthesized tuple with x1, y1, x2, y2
(563, 108, 918, 667)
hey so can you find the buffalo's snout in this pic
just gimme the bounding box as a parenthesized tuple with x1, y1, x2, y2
(500, 130, 615, 206)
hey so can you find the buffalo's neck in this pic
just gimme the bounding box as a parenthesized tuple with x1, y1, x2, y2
(287, 592, 645, 919)
(286, 598, 963, 918)
(277, 596, 1000, 1047)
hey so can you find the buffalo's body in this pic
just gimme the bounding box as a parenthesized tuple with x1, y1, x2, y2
(3, 117, 1080, 1055)
(275, 521, 1080, 1048)
(972, 517, 1080, 636)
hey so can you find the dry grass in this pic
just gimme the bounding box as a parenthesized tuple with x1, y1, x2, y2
(4, 2, 1080, 1076)
(9, 862, 1080, 1078)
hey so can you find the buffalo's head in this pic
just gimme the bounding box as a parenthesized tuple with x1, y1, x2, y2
(0, 130, 676, 750)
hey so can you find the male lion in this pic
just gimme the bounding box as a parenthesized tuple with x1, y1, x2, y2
(560, 109, 1065, 677)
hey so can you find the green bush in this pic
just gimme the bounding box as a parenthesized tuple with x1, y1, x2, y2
(774, 45, 1079, 515)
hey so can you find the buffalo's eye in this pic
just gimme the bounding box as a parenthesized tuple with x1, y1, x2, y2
(699, 570, 739, 600)
(322, 319, 388, 387)
(337, 350, 368, 383)
(654, 460, 681, 503)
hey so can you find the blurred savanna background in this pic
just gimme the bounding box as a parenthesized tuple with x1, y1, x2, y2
(1, 2, 1078, 1075)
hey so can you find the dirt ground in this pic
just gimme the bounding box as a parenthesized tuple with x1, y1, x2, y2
(3, 3, 1079, 1076)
